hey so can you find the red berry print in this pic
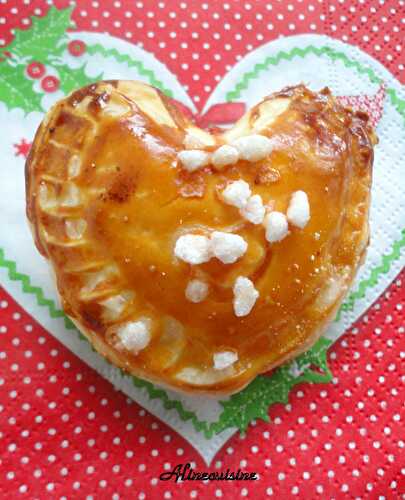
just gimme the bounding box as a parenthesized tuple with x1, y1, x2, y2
(26, 61, 46, 79)
(41, 75, 60, 93)
(68, 39, 86, 57)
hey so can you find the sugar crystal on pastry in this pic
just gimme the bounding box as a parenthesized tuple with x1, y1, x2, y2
(221, 180, 251, 209)
(210, 231, 248, 264)
(211, 144, 240, 169)
(233, 276, 259, 317)
(231, 134, 273, 162)
(240, 194, 266, 225)
(177, 150, 210, 172)
(114, 318, 151, 353)
(287, 190, 311, 229)
(174, 234, 212, 264)
(264, 211, 289, 243)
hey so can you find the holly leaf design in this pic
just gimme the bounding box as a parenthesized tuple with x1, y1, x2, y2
(55, 63, 103, 95)
(0, 61, 43, 113)
(214, 337, 333, 435)
(4, 6, 73, 61)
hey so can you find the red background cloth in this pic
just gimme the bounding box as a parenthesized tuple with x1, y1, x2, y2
(0, 1, 404, 498)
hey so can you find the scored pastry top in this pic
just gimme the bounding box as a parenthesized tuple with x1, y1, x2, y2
(26, 81, 376, 394)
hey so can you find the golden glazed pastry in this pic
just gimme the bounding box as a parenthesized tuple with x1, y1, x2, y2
(26, 81, 376, 395)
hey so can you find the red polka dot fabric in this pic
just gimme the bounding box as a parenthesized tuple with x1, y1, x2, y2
(0, 1, 404, 497)
(0, 277, 403, 498)
(0, 0, 403, 110)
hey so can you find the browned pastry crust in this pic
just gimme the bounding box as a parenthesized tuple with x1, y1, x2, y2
(26, 81, 376, 395)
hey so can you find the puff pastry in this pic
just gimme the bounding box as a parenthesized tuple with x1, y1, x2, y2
(26, 81, 376, 395)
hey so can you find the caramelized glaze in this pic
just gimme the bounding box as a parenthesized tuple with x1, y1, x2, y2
(26, 81, 376, 394)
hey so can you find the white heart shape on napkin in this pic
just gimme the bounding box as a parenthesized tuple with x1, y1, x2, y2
(0, 32, 404, 464)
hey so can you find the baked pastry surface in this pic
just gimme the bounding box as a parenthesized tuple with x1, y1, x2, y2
(26, 81, 376, 395)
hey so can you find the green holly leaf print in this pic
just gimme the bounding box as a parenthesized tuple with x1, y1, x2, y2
(3, 6, 73, 62)
(215, 337, 333, 435)
(55, 63, 103, 95)
(0, 61, 43, 113)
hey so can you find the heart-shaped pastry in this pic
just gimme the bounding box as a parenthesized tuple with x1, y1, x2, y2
(25, 81, 376, 395)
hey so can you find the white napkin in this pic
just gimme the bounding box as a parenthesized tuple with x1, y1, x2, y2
(0, 32, 404, 464)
